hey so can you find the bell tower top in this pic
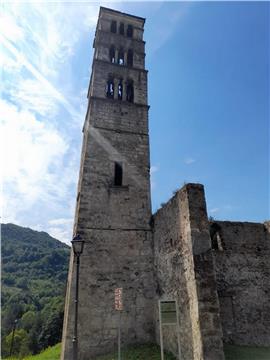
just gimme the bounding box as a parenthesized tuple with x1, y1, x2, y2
(97, 6, 145, 41)
(88, 6, 148, 109)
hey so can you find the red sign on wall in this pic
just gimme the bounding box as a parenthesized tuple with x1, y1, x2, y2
(115, 288, 123, 311)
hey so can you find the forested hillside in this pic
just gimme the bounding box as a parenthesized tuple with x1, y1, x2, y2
(1, 223, 70, 358)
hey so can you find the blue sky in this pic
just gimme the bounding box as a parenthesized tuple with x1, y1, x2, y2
(1, 1, 269, 244)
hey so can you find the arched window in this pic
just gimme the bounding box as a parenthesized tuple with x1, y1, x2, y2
(109, 46, 115, 63)
(106, 79, 114, 98)
(118, 81, 123, 100)
(127, 25, 133, 38)
(118, 48, 124, 65)
(111, 21, 117, 33)
(127, 49, 133, 67)
(126, 81, 134, 103)
(119, 23, 124, 35)
(210, 222, 225, 251)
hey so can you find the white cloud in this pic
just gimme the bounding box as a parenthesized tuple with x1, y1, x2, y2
(0, 99, 70, 214)
(49, 218, 73, 227)
(8, 78, 59, 117)
(48, 226, 72, 244)
(184, 157, 196, 165)
(0, 13, 24, 42)
(1, 99, 67, 181)
(150, 165, 159, 175)
(3, 2, 99, 75)
(210, 208, 220, 214)
(150, 165, 159, 190)
(0, 87, 79, 243)
(48, 218, 74, 244)
(1, 2, 99, 124)
(1, 33, 82, 125)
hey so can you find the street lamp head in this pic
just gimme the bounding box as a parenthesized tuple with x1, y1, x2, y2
(71, 234, 85, 257)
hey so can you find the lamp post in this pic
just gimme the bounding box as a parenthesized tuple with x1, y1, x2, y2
(71, 234, 85, 360)
(9, 319, 18, 357)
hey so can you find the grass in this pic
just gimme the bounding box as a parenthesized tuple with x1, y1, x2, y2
(224, 344, 270, 360)
(94, 343, 175, 360)
(5, 343, 61, 360)
(5, 344, 175, 360)
(5, 343, 270, 360)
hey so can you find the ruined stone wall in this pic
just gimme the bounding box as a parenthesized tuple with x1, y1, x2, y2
(153, 191, 195, 360)
(212, 221, 270, 346)
(153, 184, 224, 360)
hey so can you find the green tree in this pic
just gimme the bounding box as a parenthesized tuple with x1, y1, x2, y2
(1, 223, 69, 357)
(4, 329, 29, 357)
(16, 278, 29, 290)
(3, 274, 16, 286)
(39, 297, 64, 349)
(39, 310, 64, 348)
(21, 311, 36, 331)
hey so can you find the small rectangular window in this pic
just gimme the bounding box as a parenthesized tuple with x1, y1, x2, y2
(111, 21, 117, 33)
(114, 162, 123, 186)
(119, 23, 124, 35)
(127, 24, 133, 38)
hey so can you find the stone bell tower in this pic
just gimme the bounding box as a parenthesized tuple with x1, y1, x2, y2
(61, 7, 155, 359)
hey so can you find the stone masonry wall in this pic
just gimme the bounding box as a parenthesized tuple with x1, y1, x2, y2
(212, 221, 270, 346)
(153, 190, 195, 360)
(61, 8, 155, 359)
(86, 98, 149, 136)
(77, 119, 151, 230)
(97, 7, 145, 42)
(62, 114, 155, 359)
(62, 228, 155, 360)
(90, 61, 148, 106)
(153, 184, 224, 360)
(94, 31, 145, 70)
